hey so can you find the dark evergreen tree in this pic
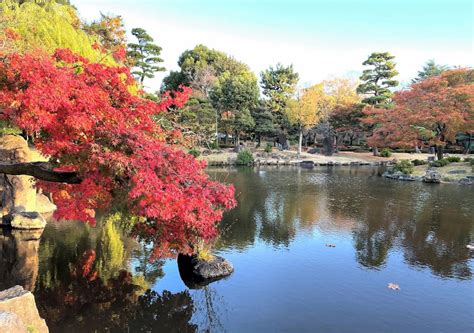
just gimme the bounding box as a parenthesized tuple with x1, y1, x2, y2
(412, 59, 448, 83)
(356, 52, 399, 108)
(127, 28, 165, 85)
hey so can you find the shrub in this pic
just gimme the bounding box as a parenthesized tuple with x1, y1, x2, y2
(463, 157, 473, 163)
(430, 158, 450, 167)
(195, 239, 215, 262)
(445, 156, 461, 163)
(209, 141, 219, 150)
(412, 159, 428, 166)
(380, 148, 392, 157)
(392, 160, 414, 174)
(236, 149, 254, 165)
(188, 148, 201, 158)
(264, 143, 273, 153)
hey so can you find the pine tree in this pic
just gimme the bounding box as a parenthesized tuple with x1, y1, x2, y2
(357, 52, 399, 108)
(127, 28, 165, 85)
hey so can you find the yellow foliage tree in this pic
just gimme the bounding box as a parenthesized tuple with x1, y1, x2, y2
(286, 83, 328, 157)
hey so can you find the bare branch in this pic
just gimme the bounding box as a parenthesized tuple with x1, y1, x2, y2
(0, 162, 81, 184)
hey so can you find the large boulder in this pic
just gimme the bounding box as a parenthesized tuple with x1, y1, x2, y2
(0, 285, 48, 333)
(0, 135, 56, 226)
(423, 170, 441, 183)
(0, 311, 27, 333)
(0, 135, 36, 217)
(35, 193, 57, 215)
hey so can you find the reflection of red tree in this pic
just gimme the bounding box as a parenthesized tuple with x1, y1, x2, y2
(71, 249, 98, 282)
(36, 250, 196, 332)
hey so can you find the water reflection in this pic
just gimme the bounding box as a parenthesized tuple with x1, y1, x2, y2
(210, 167, 473, 279)
(1, 167, 472, 332)
(0, 228, 42, 291)
(36, 220, 196, 332)
(35, 249, 196, 332)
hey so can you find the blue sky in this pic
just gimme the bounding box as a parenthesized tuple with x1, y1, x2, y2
(74, 0, 473, 91)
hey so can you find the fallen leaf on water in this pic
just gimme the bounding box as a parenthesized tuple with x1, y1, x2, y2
(466, 245, 474, 250)
(325, 244, 336, 248)
(388, 283, 400, 291)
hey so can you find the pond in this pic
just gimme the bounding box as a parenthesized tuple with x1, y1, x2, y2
(1, 166, 473, 332)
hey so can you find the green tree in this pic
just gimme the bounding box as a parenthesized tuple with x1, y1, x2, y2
(260, 63, 299, 129)
(356, 52, 399, 108)
(177, 96, 217, 147)
(127, 27, 165, 85)
(252, 106, 276, 146)
(161, 44, 248, 94)
(412, 59, 449, 83)
(161, 45, 252, 147)
(210, 71, 259, 148)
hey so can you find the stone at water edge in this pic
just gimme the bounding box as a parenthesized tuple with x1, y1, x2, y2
(178, 253, 234, 281)
(0, 285, 48, 333)
(423, 170, 441, 183)
(2, 211, 46, 229)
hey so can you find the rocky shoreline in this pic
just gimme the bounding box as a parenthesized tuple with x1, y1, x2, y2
(382, 168, 473, 185)
(207, 158, 393, 167)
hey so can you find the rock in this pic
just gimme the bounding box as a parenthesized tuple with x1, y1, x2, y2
(458, 177, 473, 185)
(0, 311, 27, 333)
(307, 148, 319, 154)
(0, 136, 37, 217)
(177, 254, 233, 288)
(35, 194, 56, 214)
(423, 170, 441, 183)
(0, 286, 48, 333)
(3, 211, 46, 229)
(300, 161, 315, 169)
(0, 135, 56, 224)
(382, 171, 415, 181)
(448, 169, 467, 174)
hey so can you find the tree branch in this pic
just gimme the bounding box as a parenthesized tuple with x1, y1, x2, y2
(0, 162, 81, 184)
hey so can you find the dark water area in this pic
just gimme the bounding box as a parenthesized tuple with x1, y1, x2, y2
(1, 166, 473, 332)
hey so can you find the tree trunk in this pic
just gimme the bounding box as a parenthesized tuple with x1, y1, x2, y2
(323, 134, 334, 156)
(297, 128, 303, 158)
(436, 145, 444, 160)
(415, 144, 421, 154)
(214, 111, 219, 148)
(233, 132, 241, 152)
(373, 146, 379, 156)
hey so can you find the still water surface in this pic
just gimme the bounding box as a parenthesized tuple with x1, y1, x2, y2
(1, 167, 473, 332)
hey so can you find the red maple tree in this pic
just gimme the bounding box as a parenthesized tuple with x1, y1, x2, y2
(363, 69, 474, 157)
(0, 49, 236, 257)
